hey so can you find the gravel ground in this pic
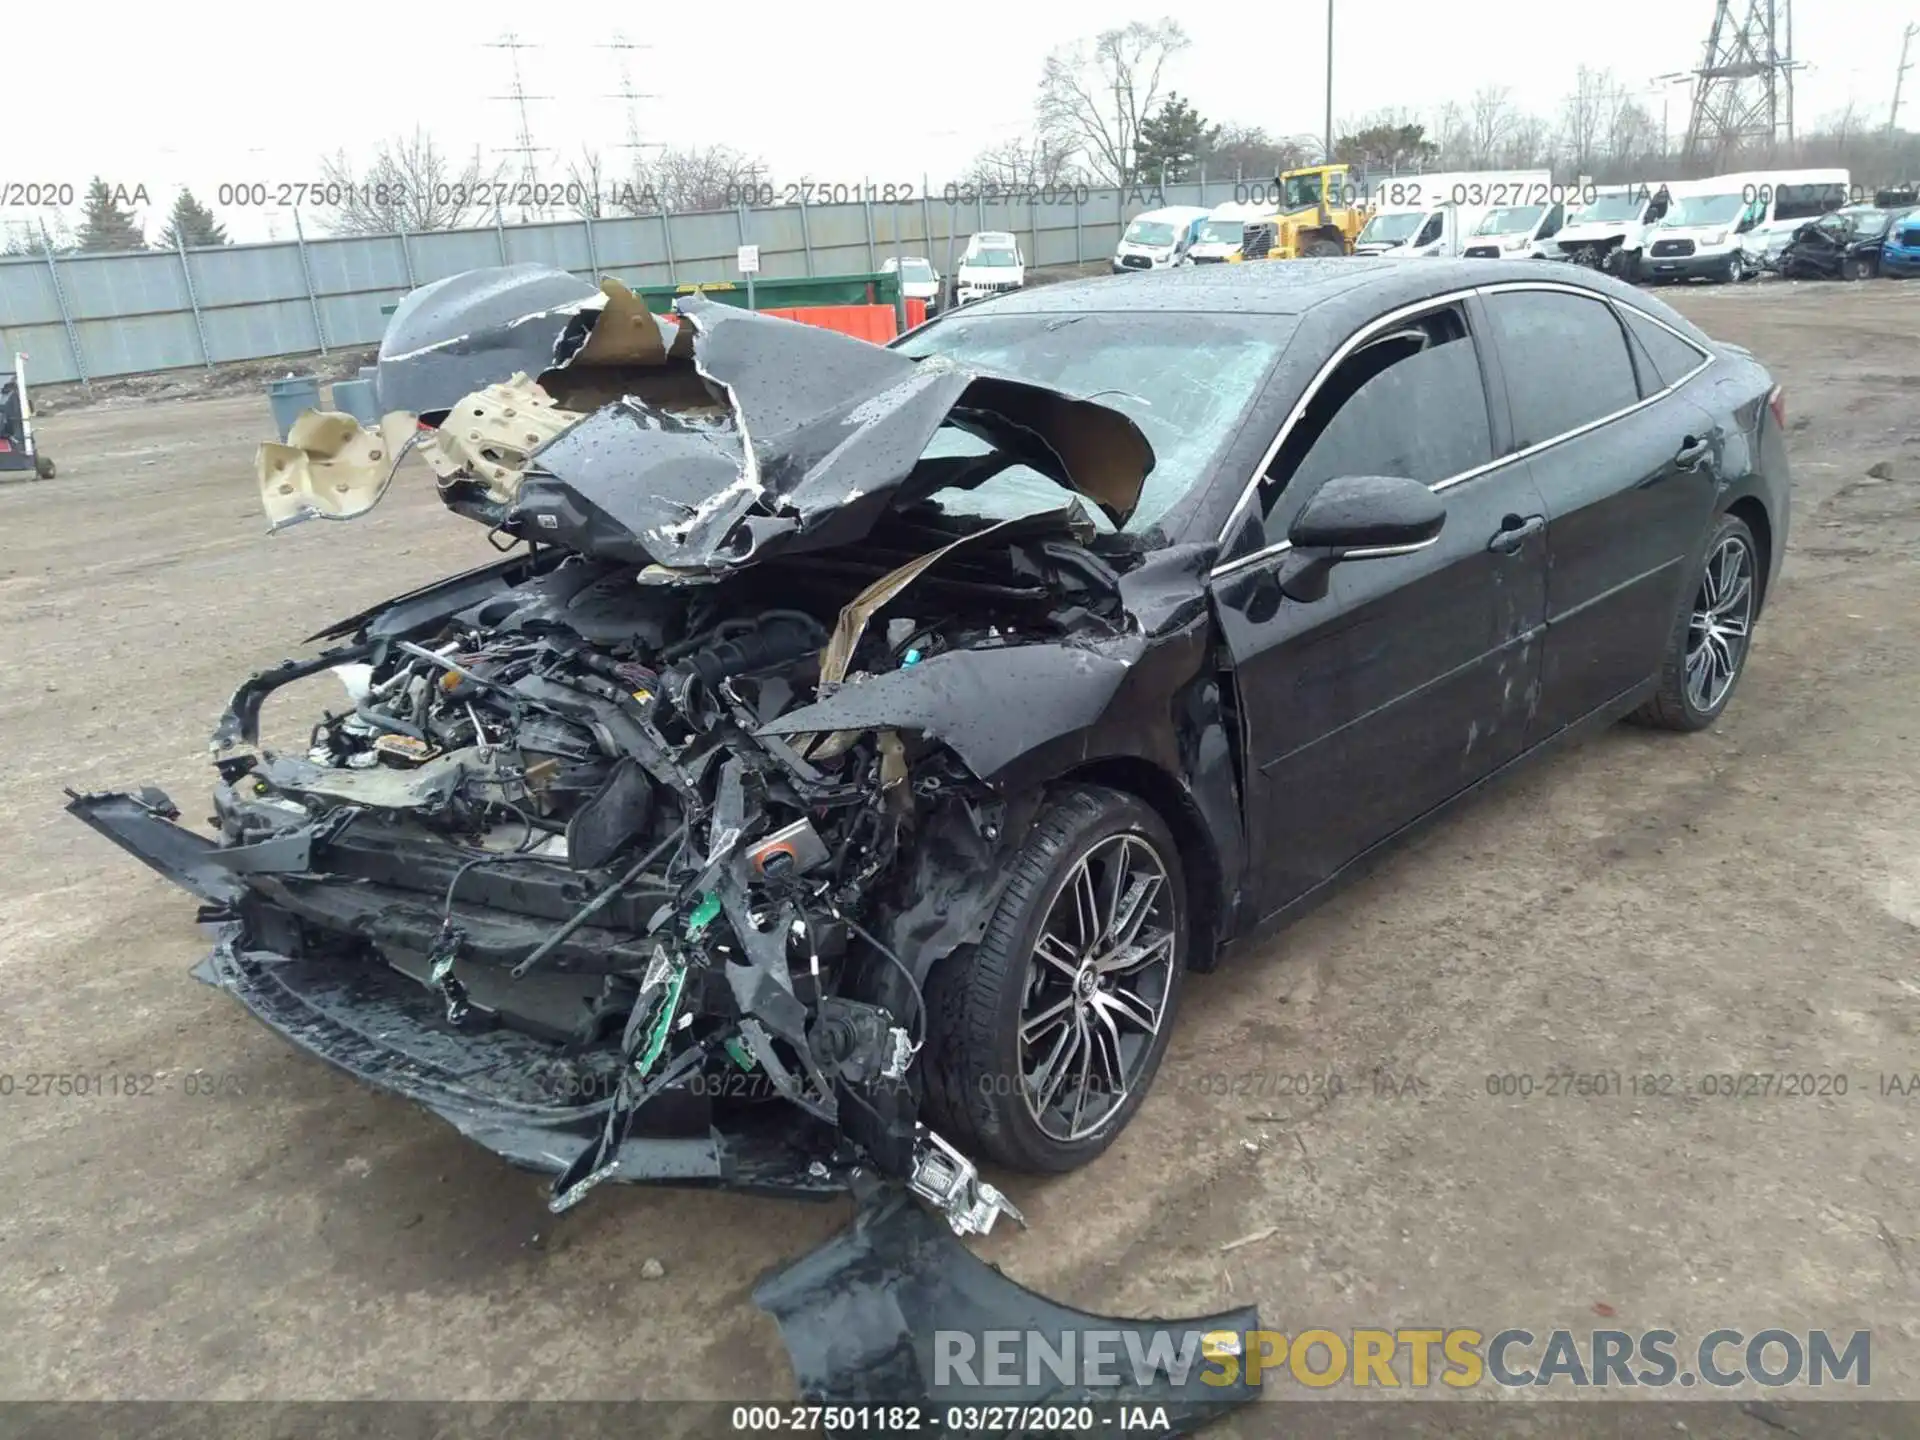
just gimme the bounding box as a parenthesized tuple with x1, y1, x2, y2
(1, 274, 1917, 1431)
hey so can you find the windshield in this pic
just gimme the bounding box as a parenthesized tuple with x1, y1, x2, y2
(1572, 194, 1644, 224)
(1660, 193, 1746, 227)
(1124, 220, 1177, 246)
(1357, 211, 1424, 245)
(1282, 173, 1325, 211)
(1196, 219, 1244, 244)
(1473, 205, 1546, 236)
(965, 249, 1018, 269)
(899, 259, 935, 280)
(1837, 208, 1890, 235)
(893, 312, 1289, 535)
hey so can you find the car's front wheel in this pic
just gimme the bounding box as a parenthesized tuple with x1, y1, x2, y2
(922, 786, 1186, 1173)
(1845, 256, 1874, 281)
(1629, 512, 1760, 731)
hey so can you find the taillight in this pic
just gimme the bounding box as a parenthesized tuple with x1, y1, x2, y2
(1767, 385, 1786, 431)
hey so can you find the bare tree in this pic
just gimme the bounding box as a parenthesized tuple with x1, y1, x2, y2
(962, 135, 1081, 189)
(604, 145, 762, 215)
(567, 146, 612, 219)
(1469, 86, 1520, 167)
(1561, 67, 1609, 174)
(1604, 94, 1658, 170)
(317, 130, 502, 235)
(1500, 114, 1552, 168)
(1037, 20, 1190, 187)
(1208, 123, 1310, 181)
(1428, 101, 1472, 168)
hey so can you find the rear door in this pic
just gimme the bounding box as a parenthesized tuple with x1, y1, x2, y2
(1478, 285, 1722, 738)
(1211, 295, 1549, 918)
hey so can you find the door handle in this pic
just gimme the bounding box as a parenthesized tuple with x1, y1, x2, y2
(1488, 514, 1546, 554)
(1675, 435, 1713, 470)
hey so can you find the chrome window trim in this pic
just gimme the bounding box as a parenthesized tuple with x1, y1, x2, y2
(1209, 279, 1717, 582)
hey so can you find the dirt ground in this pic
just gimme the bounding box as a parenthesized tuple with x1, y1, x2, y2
(2, 275, 1918, 1429)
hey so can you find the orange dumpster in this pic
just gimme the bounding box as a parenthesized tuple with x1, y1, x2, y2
(761, 300, 928, 343)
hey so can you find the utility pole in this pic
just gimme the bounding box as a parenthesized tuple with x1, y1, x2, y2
(1893, 23, 1919, 135)
(1323, 0, 1335, 163)
(1652, 72, 1691, 160)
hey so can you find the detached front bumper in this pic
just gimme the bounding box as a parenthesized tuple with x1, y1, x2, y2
(72, 790, 1265, 1428)
(193, 925, 852, 1197)
(68, 787, 852, 1197)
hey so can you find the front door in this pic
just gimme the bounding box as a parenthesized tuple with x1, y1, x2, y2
(1211, 297, 1550, 919)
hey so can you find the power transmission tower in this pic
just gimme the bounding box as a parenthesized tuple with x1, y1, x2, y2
(1683, 0, 1802, 166)
(486, 33, 553, 221)
(597, 35, 662, 212)
(1894, 23, 1919, 135)
(600, 36, 658, 158)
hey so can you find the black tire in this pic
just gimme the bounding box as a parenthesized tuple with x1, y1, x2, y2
(1303, 237, 1344, 259)
(34, 455, 54, 480)
(1629, 512, 1761, 732)
(1845, 256, 1873, 281)
(1724, 251, 1747, 283)
(921, 785, 1187, 1173)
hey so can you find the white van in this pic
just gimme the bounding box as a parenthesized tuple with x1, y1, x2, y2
(1378, 202, 1488, 259)
(1461, 200, 1569, 260)
(1639, 179, 1763, 282)
(1353, 171, 1551, 257)
(1111, 206, 1214, 272)
(956, 232, 1025, 304)
(1549, 184, 1675, 274)
(1186, 202, 1265, 263)
(1353, 204, 1430, 255)
(1729, 169, 1852, 269)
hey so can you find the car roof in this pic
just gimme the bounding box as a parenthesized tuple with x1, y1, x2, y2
(971, 256, 1648, 318)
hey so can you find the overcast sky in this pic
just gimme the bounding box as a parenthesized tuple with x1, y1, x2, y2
(5, 1, 1909, 244)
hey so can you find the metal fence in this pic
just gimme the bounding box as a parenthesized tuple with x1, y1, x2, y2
(0, 180, 1278, 385)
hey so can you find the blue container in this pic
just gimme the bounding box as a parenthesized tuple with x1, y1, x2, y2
(329, 378, 381, 427)
(266, 375, 322, 441)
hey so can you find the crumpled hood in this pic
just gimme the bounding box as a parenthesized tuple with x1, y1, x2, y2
(1556, 220, 1642, 245)
(291, 265, 1153, 577)
(373, 263, 682, 419)
(511, 294, 1152, 573)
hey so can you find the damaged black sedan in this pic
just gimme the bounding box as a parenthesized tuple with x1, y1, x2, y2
(71, 257, 1788, 1297)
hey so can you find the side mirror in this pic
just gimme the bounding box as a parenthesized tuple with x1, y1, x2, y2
(1278, 474, 1445, 602)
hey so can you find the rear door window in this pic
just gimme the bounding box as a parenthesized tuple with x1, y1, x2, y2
(1483, 290, 1642, 449)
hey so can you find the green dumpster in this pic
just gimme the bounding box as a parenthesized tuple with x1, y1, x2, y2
(629, 272, 903, 310)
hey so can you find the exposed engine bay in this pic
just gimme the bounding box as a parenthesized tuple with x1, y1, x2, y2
(192, 497, 1141, 1230)
(65, 265, 1261, 1423)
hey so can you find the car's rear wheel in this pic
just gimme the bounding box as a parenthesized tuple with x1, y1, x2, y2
(34, 455, 54, 480)
(1629, 513, 1760, 731)
(922, 786, 1186, 1173)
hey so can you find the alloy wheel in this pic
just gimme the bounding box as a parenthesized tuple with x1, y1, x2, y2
(1686, 533, 1756, 713)
(1019, 834, 1178, 1143)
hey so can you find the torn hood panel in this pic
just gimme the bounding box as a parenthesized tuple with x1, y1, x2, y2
(374, 264, 680, 419)
(507, 293, 1156, 573)
(341, 264, 1157, 574)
